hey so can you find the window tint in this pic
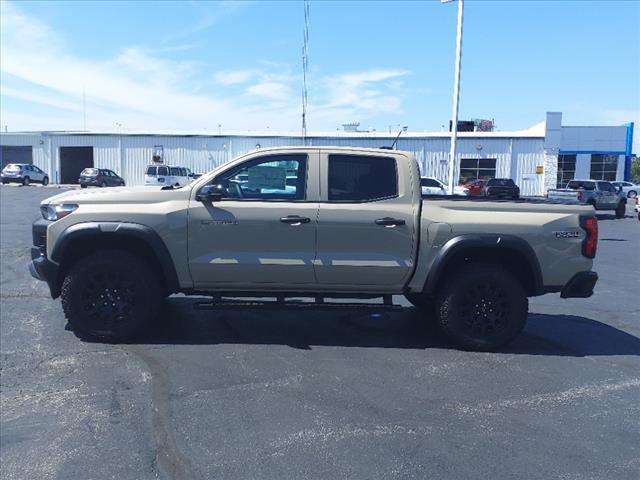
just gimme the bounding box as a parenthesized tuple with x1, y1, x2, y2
(170, 167, 180, 176)
(157, 166, 169, 176)
(567, 180, 595, 191)
(597, 182, 614, 192)
(487, 178, 515, 186)
(213, 154, 307, 201)
(421, 178, 441, 188)
(328, 154, 397, 202)
(146, 166, 156, 175)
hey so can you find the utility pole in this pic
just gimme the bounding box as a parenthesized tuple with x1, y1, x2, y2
(301, 0, 309, 143)
(442, 0, 464, 194)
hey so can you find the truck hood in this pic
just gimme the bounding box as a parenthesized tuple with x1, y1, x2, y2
(41, 185, 193, 205)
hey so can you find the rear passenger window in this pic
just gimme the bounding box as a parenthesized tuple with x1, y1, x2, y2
(157, 166, 169, 176)
(328, 154, 397, 202)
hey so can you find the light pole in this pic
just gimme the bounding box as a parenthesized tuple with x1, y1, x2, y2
(442, 0, 464, 194)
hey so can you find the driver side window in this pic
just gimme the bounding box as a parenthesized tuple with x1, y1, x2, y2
(213, 154, 307, 201)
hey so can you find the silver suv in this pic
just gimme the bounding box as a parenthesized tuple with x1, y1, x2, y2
(1, 163, 49, 186)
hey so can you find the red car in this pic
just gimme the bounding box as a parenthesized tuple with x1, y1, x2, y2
(463, 179, 487, 196)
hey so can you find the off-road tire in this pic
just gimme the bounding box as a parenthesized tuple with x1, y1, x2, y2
(615, 201, 626, 219)
(22, 176, 30, 186)
(42, 176, 49, 186)
(436, 264, 528, 351)
(61, 250, 162, 342)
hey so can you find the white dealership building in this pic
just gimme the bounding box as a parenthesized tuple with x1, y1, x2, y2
(0, 112, 634, 197)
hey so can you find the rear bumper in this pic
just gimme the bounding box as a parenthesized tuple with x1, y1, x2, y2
(1, 176, 24, 184)
(560, 271, 598, 298)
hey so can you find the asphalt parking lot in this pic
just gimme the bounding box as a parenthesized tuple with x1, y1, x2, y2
(1, 184, 639, 480)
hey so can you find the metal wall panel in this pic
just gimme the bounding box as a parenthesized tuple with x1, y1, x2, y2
(1, 133, 547, 192)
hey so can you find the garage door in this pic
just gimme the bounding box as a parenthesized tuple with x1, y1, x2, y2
(0, 146, 33, 169)
(60, 147, 94, 184)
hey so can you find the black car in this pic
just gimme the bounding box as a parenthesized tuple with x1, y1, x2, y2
(483, 178, 520, 199)
(79, 168, 125, 188)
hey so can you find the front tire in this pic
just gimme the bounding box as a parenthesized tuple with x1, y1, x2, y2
(436, 265, 528, 351)
(61, 250, 162, 342)
(615, 201, 626, 219)
(628, 190, 637, 198)
(42, 176, 49, 186)
(22, 176, 30, 186)
(100, 181, 107, 188)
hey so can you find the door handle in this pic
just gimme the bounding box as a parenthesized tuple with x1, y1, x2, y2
(280, 215, 311, 225)
(374, 217, 406, 227)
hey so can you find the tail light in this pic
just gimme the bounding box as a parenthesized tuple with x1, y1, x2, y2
(577, 191, 584, 201)
(580, 216, 598, 259)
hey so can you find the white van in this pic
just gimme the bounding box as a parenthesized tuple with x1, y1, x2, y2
(144, 165, 191, 187)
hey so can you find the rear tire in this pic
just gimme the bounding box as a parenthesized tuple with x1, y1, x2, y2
(80, 184, 87, 189)
(61, 250, 162, 342)
(22, 176, 30, 186)
(435, 265, 528, 351)
(615, 201, 626, 219)
(42, 176, 49, 186)
(100, 181, 107, 188)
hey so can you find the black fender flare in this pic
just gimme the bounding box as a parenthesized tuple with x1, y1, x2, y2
(51, 222, 180, 293)
(423, 234, 544, 295)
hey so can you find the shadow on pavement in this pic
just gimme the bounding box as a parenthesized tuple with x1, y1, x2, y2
(124, 297, 640, 357)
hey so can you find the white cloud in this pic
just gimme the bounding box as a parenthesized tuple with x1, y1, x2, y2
(0, 2, 412, 133)
(213, 69, 258, 86)
(246, 82, 291, 102)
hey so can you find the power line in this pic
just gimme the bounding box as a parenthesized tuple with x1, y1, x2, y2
(301, 0, 309, 141)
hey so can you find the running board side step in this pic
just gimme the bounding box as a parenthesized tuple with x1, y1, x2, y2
(193, 294, 401, 311)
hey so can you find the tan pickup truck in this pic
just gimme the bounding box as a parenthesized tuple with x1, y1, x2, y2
(30, 147, 599, 350)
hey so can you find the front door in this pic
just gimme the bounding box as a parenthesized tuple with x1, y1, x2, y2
(314, 152, 417, 289)
(188, 151, 319, 287)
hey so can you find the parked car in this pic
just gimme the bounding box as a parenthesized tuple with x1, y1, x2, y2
(421, 177, 470, 196)
(421, 177, 446, 195)
(611, 181, 639, 198)
(1, 163, 49, 186)
(79, 168, 125, 188)
(461, 179, 487, 196)
(185, 167, 203, 179)
(482, 178, 520, 199)
(31, 146, 599, 351)
(144, 165, 191, 187)
(547, 179, 627, 218)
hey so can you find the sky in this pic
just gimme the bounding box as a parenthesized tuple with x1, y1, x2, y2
(1, 0, 638, 150)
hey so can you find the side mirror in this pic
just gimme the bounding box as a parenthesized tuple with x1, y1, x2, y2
(196, 184, 225, 202)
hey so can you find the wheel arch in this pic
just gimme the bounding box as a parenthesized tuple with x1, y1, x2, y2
(50, 222, 180, 297)
(422, 234, 544, 297)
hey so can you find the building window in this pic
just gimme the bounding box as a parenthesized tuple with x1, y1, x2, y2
(590, 154, 618, 181)
(557, 154, 576, 188)
(459, 158, 496, 184)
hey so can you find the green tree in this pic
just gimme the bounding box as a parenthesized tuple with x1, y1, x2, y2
(631, 155, 640, 183)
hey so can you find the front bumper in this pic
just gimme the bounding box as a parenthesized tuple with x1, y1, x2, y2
(29, 218, 60, 298)
(560, 271, 598, 298)
(29, 249, 60, 298)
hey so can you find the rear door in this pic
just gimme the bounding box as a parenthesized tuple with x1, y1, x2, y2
(314, 151, 417, 289)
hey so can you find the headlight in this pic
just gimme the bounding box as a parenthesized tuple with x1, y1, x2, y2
(40, 203, 78, 221)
